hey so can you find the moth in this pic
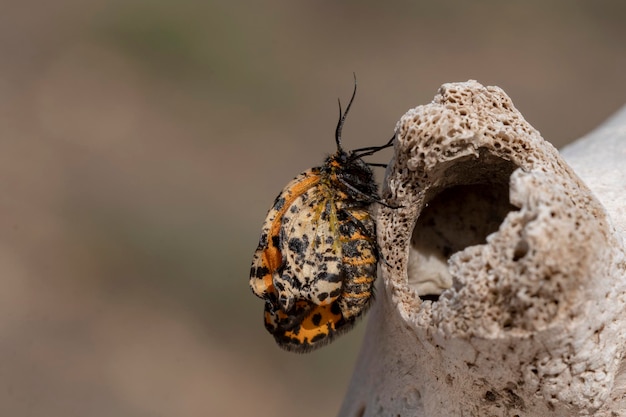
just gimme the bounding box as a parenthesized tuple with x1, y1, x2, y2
(250, 79, 393, 352)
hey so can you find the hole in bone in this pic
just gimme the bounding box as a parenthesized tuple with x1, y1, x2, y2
(353, 404, 366, 417)
(408, 157, 518, 300)
(513, 239, 529, 261)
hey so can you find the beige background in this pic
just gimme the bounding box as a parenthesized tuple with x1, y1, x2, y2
(0, 1, 624, 416)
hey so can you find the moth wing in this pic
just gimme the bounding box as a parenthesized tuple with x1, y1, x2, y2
(249, 204, 281, 300)
(278, 190, 344, 311)
(250, 170, 321, 301)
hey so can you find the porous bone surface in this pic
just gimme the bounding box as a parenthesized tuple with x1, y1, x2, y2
(340, 81, 626, 416)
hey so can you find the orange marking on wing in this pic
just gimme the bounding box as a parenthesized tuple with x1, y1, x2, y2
(342, 255, 376, 266)
(350, 210, 370, 221)
(258, 173, 321, 294)
(342, 291, 371, 299)
(261, 274, 274, 294)
(264, 174, 321, 270)
(283, 304, 341, 343)
(350, 276, 375, 284)
(251, 269, 275, 296)
(262, 246, 282, 278)
(339, 231, 370, 241)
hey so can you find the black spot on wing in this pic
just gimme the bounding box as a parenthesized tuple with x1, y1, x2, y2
(319, 200, 333, 221)
(329, 287, 342, 298)
(336, 209, 349, 221)
(288, 237, 305, 254)
(251, 265, 269, 278)
(338, 221, 357, 238)
(311, 313, 322, 326)
(311, 333, 326, 344)
(273, 196, 286, 211)
(342, 240, 361, 258)
(316, 271, 342, 283)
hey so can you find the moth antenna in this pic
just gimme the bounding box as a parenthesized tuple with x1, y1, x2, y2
(335, 73, 357, 153)
(335, 99, 343, 152)
(350, 134, 396, 161)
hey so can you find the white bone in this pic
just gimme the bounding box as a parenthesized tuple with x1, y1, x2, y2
(339, 80, 626, 417)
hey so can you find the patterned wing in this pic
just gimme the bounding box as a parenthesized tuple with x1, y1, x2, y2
(335, 205, 377, 320)
(249, 169, 321, 300)
(276, 190, 344, 312)
(250, 165, 379, 352)
(250, 173, 354, 351)
(268, 190, 379, 352)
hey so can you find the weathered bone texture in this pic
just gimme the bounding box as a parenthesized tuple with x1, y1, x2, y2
(339, 81, 626, 417)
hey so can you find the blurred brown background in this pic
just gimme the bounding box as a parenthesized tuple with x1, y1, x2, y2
(0, 1, 624, 416)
